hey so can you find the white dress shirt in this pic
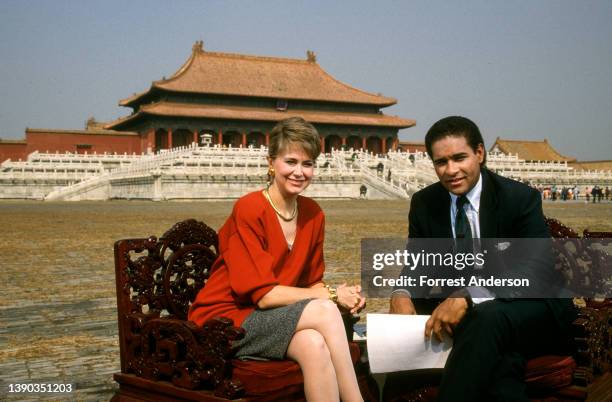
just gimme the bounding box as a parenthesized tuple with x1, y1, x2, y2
(448, 173, 494, 303)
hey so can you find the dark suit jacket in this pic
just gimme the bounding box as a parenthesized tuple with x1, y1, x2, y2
(404, 168, 573, 328)
(408, 168, 547, 239)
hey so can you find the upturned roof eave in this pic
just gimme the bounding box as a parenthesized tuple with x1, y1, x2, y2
(119, 84, 397, 108)
(142, 102, 415, 127)
(104, 114, 142, 130)
(119, 87, 155, 107)
(105, 106, 415, 130)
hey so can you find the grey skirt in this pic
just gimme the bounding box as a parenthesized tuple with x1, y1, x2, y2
(233, 298, 313, 360)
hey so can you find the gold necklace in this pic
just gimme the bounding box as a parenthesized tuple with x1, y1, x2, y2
(263, 188, 298, 222)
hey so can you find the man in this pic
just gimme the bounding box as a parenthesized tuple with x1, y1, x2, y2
(389, 116, 576, 401)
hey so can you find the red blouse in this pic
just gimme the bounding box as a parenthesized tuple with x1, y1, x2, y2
(188, 190, 326, 327)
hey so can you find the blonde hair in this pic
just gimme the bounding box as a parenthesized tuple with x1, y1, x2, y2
(268, 117, 321, 160)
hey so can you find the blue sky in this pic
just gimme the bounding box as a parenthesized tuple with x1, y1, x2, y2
(1, 0, 611, 160)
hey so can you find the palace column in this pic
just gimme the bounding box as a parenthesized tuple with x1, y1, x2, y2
(361, 137, 367, 151)
(167, 128, 173, 149)
(381, 137, 387, 154)
(218, 129, 223, 145)
(320, 136, 325, 153)
(265, 132, 270, 146)
(392, 137, 399, 151)
(341, 136, 346, 148)
(242, 132, 247, 147)
(193, 129, 198, 145)
(146, 128, 155, 153)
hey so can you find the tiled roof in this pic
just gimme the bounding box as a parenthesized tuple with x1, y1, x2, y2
(569, 160, 612, 171)
(398, 140, 425, 146)
(26, 128, 139, 136)
(120, 42, 397, 107)
(490, 138, 576, 162)
(0, 139, 27, 144)
(106, 102, 415, 130)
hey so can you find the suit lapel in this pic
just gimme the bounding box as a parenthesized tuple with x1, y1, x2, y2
(432, 184, 453, 237)
(479, 169, 498, 238)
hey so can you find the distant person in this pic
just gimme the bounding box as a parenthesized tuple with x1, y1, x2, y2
(586, 186, 590, 203)
(189, 117, 365, 401)
(605, 186, 610, 201)
(597, 185, 603, 202)
(359, 184, 368, 199)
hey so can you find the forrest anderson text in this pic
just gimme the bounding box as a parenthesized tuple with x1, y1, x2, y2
(372, 275, 530, 287)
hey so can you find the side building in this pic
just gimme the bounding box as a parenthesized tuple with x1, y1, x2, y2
(490, 137, 612, 171)
(490, 138, 576, 162)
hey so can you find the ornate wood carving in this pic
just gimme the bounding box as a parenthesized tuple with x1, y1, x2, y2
(546, 218, 611, 298)
(544, 217, 580, 238)
(114, 219, 245, 398)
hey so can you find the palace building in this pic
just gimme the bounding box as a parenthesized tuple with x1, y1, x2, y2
(0, 41, 415, 162)
(490, 138, 576, 162)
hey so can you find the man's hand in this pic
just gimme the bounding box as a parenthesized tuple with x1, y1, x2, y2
(389, 293, 416, 314)
(425, 297, 469, 341)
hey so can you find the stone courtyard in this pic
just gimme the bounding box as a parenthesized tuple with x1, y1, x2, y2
(1, 199, 610, 401)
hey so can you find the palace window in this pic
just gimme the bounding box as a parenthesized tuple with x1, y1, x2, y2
(76, 144, 93, 154)
(276, 99, 288, 111)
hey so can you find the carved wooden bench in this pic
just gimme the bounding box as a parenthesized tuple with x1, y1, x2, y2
(111, 218, 609, 401)
(111, 219, 377, 401)
(383, 218, 611, 401)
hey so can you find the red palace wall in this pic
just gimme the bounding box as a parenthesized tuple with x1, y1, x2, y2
(0, 141, 28, 162)
(25, 130, 143, 156)
(398, 142, 426, 153)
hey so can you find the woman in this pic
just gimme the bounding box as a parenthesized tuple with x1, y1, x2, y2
(189, 117, 366, 401)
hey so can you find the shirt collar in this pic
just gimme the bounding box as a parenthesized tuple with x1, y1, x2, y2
(449, 173, 482, 211)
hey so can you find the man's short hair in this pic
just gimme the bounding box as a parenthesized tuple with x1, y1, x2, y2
(425, 116, 487, 165)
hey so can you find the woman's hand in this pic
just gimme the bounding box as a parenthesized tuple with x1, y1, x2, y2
(336, 283, 366, 314)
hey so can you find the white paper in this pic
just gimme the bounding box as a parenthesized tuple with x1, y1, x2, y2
(366, 313, 452, 373)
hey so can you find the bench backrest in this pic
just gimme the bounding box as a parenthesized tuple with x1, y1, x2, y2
(114, 219, 245, 396)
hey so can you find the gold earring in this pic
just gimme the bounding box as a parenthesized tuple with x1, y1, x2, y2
(267, 167, 275, 186)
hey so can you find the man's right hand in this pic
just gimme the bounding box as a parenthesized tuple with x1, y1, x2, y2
(389, 293, 417, 314)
